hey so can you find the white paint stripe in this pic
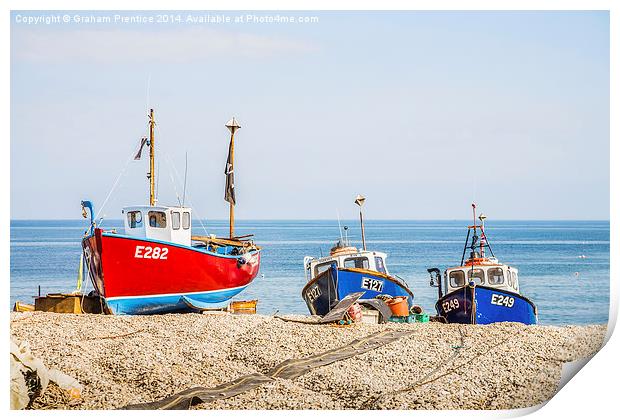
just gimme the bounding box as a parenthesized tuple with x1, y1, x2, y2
(106, 285, 246, 301)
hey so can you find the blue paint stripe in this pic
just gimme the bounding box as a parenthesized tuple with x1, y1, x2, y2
(105, 287, 248, 315)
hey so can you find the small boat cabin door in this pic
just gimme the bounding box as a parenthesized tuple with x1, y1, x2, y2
(122, 205, 192, 246)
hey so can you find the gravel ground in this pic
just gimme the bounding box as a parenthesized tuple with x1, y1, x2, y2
(10, 311, 606, 410)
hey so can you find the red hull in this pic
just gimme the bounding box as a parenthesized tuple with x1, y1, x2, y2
(82, 229, 260, 313)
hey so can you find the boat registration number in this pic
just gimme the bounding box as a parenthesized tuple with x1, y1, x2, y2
(442, 298, 459, 313)
(306, 285, 321, 302)
(491, 294, 515, 308)
(361, 277, 384, 293)
(134, 246, 168, 260)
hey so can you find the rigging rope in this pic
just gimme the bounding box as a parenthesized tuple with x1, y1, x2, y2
(155, 124, 209, 236)
(94, 121, 150, 221)
(94, 154, 134, 221)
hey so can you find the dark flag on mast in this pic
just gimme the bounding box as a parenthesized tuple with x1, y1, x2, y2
(224, 140, 235, 205)
(224, 117, 240, 206)
(134, 137, 148, 160)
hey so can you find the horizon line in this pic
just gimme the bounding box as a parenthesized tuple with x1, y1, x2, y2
(9, 217, 611, 222)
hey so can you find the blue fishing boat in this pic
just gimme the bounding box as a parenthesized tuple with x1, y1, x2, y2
(427, 204, 537, 325)
(302, 195, 414, 316)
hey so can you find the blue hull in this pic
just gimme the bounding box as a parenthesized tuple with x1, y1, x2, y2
(436, 285, 537, 325)
(105, 286, 247, 315)
(302, 265, 414, 316)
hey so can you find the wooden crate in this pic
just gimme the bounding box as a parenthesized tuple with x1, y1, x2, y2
(229, 300, 257, 314)
(35, 294, 104, 314)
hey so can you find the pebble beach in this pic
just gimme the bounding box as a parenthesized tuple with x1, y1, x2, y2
(10, 311, 606, 410)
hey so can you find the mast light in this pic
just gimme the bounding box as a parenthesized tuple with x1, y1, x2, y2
(226, 117, 241, 135)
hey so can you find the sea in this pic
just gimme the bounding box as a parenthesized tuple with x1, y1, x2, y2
(10, 219, 610, 326)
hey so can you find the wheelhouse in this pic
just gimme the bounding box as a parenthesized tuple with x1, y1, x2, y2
(304, 246, 389, 282)
(121, 205, 192, 246)
(444, 263, 520, 294)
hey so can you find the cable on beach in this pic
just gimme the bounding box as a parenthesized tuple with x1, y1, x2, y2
(361, 327, 532, 409)
(121, 329, 413, 410)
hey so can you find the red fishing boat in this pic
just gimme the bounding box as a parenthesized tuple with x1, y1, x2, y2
(81, 110, 261, 314)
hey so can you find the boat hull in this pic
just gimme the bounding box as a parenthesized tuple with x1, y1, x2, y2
(436, 285, 537, 325)
(302, 265, 414, 316)
(82, 229, 260, 315)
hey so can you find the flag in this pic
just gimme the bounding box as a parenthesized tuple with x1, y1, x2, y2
(224, 139, 235, 205)
(134, 137, 148, 160)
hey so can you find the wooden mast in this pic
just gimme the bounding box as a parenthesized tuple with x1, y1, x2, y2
(149, 108, 156, 206)
(229, 132, 235, 238)
(225, 117, 240, 239)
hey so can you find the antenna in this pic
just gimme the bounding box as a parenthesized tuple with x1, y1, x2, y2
(155, 160, 160, 204)
(145, 74, 151, 113)
(182, 151, 188, 207)
(336, 210, 344, 242)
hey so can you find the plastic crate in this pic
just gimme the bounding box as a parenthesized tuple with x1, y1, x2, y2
(388, 314, 430, 323)
(388, 315, 414, 323)
(413, 313, 429, 323)
(361, 308, 381, 324)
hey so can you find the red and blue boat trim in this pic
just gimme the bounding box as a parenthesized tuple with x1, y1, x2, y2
(82, 228, 261, 315)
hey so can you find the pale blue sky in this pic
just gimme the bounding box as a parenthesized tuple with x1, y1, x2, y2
(10, 11, 609, 220)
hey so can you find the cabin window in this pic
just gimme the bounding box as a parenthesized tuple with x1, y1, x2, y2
(344, 257, 369, 270)
(507, 270, 514, 288)
(314, 262, 335, 277)
(127, 211, 143, 228)
(182, 212, 191, 230)
(449, 270, 466, 288)
(488, 268, 504, 285)
(468, 269, 485, 285)
(148, 211, 167, 228)
(513, 272, 519, 289)
(172, 212, 181, 230)
(374, 257, 386, 274)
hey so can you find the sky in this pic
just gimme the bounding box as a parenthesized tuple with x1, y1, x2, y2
(10, 10, 610, 220)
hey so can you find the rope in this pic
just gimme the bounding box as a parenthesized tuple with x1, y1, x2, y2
(273, 314, 321, 325)
(162, 150, 183, 206)
(94, 121, 150, 223)
(83, 329, 145, 341)
(361, 327, 529, 409)
(94, 154, 134, 221)
(155, 125, 209, 236)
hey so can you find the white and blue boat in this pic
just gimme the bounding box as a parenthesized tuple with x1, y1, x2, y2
(302, 195, 414, 316)
(427, 204, 538, 325)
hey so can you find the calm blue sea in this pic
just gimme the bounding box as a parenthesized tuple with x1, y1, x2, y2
(10, 219, 609, 326)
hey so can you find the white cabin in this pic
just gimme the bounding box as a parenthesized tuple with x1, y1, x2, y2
(304, 244, 389, 282)
(444, 261, 520, 294)
(121, 205, 192, 246)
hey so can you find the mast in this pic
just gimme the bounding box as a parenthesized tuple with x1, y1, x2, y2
(479, 213, 486, 257)
(229, 135, 234, 238)
(471, 203, 477, 271)
(225, 117, 241, 239)
(149, 108, 156, 206)
(472, 203, 477, 242)
(355, 194, 367, 251)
